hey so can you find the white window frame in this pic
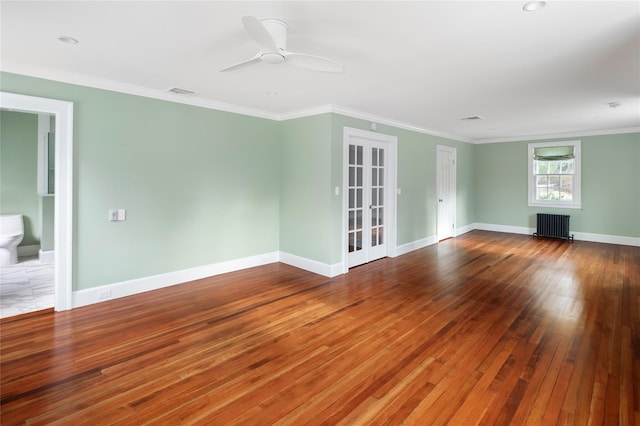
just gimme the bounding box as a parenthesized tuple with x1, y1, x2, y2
(528, 140, 582, 209)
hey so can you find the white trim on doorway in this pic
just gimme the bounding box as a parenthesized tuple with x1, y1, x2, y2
(0, 92, 74, 311)
(342, 127, 397, 273)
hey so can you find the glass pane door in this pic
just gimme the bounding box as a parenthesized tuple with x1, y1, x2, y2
(371, 147, 384, 248)
(348, 144, 364, 255)
(368, 144, 387, 261)
(346, 140, 387, 268)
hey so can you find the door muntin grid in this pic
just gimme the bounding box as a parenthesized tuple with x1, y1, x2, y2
(345, 131, 393, 269)
(348, 144, 364, 253)
(371, 147, 384, 247)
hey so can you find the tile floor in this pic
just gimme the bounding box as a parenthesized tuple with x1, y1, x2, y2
(0, 256, 54, 319)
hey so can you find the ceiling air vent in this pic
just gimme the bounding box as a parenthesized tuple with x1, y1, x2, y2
(167, 87, 196, 95)
(461, 116, 484, 121)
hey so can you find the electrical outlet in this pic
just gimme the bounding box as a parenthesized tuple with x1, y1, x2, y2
(117, 209, 126, 221)
(97, 290, 111, 300)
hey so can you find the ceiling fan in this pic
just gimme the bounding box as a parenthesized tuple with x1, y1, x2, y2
(220, 16, 344, 73)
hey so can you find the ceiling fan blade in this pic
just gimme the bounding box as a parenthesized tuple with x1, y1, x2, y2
(242, 16, 278, 52)
(283, 51, 344, 73)
(219, 53, 261, 72)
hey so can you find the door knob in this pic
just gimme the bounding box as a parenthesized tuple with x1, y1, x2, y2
(438, 198, 443, 202)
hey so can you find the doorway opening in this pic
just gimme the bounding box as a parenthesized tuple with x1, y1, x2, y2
(0, 92, 74, 314)
(0, 111, 56, 317)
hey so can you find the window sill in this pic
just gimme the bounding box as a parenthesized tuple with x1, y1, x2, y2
(528, 201, 582, 210)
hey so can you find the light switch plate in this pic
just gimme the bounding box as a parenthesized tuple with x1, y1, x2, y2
(109, 209, 126, 221)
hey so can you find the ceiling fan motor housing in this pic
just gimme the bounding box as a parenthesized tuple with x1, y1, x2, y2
(261, 52, 285, 64)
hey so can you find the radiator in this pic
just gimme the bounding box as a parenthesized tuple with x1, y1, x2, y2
(533, 213, 574, 241)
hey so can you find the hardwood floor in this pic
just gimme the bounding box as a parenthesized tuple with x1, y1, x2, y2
(1, 231, 639, 425)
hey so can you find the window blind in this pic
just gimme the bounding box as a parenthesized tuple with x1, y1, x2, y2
(533, 146, 574, 161)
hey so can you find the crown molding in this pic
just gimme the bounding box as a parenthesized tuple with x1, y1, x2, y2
(2, 64, 635, 145)
(277, 104, 473, 143)
(1, 62, 280, 121)
(276, 105, 334, 121)
(331, 105, 474, 143)
(1, 63, 473, 143)
(475, 126, 640, 144)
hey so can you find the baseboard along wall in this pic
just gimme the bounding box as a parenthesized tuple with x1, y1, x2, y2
(70, 223, 639, 309)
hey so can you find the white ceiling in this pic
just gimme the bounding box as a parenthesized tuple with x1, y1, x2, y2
(1, 1, 639, 143)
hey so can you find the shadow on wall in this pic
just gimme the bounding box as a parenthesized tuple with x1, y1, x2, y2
(21, 214, 37, 247)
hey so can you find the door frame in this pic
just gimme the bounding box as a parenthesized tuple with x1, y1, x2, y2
(342, 126, 397, 273)
(1, 92, 74, 311)
(436, 145, 456, 242)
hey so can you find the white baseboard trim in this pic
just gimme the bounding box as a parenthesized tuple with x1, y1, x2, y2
(572, 232, 640, 247)
(396, 236, 438, 256)
(456, 224, 476, 236)
(39, 249, 54, 263)
(73, 251, 280, 308)
(70, 223, 640, 310)
(473, 223, 640, 247)
(474, 223, 533, 236)
(17, 245, 40, 257)
(279, 251, 344, 277)
(394, 224, 475, 257)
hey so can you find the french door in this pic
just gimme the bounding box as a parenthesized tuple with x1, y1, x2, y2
(345, 134, 390, 268)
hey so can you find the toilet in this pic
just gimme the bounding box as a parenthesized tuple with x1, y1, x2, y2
(0, 215, 24, 266)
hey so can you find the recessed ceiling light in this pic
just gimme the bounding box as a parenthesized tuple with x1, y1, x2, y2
(265, 91, 278, 96)
(58, 36, 79, 44)
(523, 1, 546, 12)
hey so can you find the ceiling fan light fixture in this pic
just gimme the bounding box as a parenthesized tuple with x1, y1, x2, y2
(523, 1, 546, 12)
(261, 52, 285, 64)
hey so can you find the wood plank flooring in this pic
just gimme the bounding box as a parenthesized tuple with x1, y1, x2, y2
(1, 231, 639, 425)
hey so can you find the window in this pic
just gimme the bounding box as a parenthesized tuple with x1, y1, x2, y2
(528, 140, 581, 209)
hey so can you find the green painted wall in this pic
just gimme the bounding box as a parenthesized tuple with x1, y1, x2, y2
(1, 72, 281, 290)
(40, 196, 55, 251)
(3, 70, 636, 297)
(475, 133, 640, 237)
(0, 110, 40, 246)
(40, 115, 56, 252)
(280, 113, 477, 266)
(279, 114, 333, 263)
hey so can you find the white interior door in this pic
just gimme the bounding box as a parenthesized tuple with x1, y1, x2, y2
(437, 145, 456, 241)
(344, 129, 395, 269)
